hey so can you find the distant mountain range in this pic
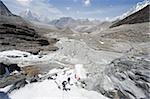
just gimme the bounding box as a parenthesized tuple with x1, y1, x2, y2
(19, 0, 150, 29)
(49, 17, 77, 29)
(20, 10, 100, 29)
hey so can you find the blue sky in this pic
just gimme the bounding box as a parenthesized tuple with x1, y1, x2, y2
(2, 0, 146, 20)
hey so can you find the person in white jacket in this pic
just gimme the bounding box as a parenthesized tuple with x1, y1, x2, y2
(75, 64, 87, 80)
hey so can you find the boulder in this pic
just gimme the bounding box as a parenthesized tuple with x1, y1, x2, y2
(0, 63, 7, 75)
(7, 64, 21, 73)
(0, 63, 21, 76)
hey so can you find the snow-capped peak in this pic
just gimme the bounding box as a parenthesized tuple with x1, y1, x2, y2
(25, 8, 31, 16)
(20, 9, 40, 22)
(118, 0, 150, 20)
(135, 0, 150, 11)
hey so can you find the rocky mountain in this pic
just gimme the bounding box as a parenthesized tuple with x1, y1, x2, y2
(49, 17, 77, 29)
(20, 9, 39, 22)
(0, 0, 13, 16)
(0, 0, 58, 52)
(97, 54, 150, 99)
(118, 0, 150, 20)
(110, 5, 150, 28)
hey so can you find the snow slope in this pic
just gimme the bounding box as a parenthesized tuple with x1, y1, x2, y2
(8, 67, 108, 99)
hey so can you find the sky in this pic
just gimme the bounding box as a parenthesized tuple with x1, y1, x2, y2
(2, 0, 146, 20)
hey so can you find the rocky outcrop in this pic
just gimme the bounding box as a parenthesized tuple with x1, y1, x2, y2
(0, 63, 7, 75)
(0, 0, 13, 16)
(98, 55, 150, 99)
(110, 5, 150, 28)
(0, 63, 21, 76)
(0, 64, 40, 89)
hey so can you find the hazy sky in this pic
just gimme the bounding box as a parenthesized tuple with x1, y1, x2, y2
(2, 0, 145, 20)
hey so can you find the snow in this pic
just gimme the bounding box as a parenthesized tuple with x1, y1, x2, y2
(75, 64, 87, 79)
(8, 68, 108, 99)
(0, 85, 13, 93)
(118, 0, 150, 19)
(0, 50, 46, 66)
(0, 50, 31, 57)
(9, 80, 107, 99)
(0, 38, 122, 99)
(99, 41, 104, 44)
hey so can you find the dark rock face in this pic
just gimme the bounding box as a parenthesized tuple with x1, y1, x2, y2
(110, 5, 150, 28)
(0, 63, 21, 76)
(37, 39, 50, 46)
(7, 64, 21, 73)
(0, 0, 13, 16)
(0, 63, 7, 75)
(0, 15, 50, 51)
(0, 23, 38, 37)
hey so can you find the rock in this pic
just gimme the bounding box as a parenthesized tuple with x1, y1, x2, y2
(7, 64, 21, 73)
(37, 39, 50, 46)
(7, 78, 28, 93)
(0, 63, 6, 75)
(110, 5, 150, 28)
(22, 66, 40, 77)
(99, 55, 150, 99)
(0, 63, 21, 76)
(0, 0, 13, 16)
(0, 74, 26, 88)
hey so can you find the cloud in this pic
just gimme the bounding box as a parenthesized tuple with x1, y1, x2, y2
(16, 0, 32, 6)
(83, 0, 91, 6)
(3, 0, 64, 19)
(66, 7, 71, 10)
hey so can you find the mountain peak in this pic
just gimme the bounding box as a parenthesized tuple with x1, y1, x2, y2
(0, 0, 13, 16)
(20, 9, 40, 22)
(24, 9, 32, 17)
(118, 0, 150, 20)
(110, 5, 150, 28)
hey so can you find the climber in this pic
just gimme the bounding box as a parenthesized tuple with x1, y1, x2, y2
(67, 77, 73, 86)
(62, 81, 70, 91)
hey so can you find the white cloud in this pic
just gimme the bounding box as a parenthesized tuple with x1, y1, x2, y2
(66, 7, 71, 10)
(16, 0, 32, 6)
(83, 0, 91, 6)
(3, 0, 64, 19)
